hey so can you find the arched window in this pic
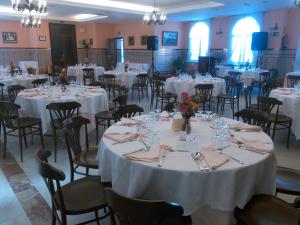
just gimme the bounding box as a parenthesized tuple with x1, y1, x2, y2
(189, 22, 209, 61)
(231, 16, 260, 64)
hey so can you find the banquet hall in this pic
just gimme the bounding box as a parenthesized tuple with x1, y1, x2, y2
(0, 0, 300, 225)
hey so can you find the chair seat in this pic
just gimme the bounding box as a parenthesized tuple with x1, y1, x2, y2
(158, 92, 177, 99)
(276, 167, 300, 195)
(108, 102, 115, 111)
(54, 176, 106, 213)
(95, 111, 115, 120)
(74, 149, 99, 169)
(6, 117, 41, 129)
(268, 114, 293, 123)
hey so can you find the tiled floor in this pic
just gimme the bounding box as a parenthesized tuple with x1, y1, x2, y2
(0, 93, 299, 225)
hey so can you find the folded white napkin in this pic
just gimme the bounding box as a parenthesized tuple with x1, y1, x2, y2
(200, 148, 229, 169)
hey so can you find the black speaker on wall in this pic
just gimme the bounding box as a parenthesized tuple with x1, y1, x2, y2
(251, 32, 268, 50)
(198, 56, 215, 74)
(147, 36, 158, 50)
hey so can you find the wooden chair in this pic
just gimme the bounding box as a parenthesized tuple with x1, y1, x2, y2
(82, 68, 95, 86)
(257, 96, 292, 148)
(216, 76, 242, 118)
(115, 104, 144, 119)
(7, 84, 25, 102)
(63, 116, 98, 182)
(102, 74, 122, 99)
(154, 80, 177, 112)
(132, 73, 149, 101)
(95, 94, 128, 144)
(88, 81, 106, 89)
(235, 109, 271, 133)
(105, 188, 191, 225)
(0, 82, 9, 101)
(235, 194, 300, 225)
(32, 78, 48, 88)
(194, 83, 214, 112)
(0, 101, 44, 162)
(36, 150, 109, 225)
(286, 75, 300, 88)
(251, 71, 272, 95)
(46, 101, 81, 162)
(276, 167, 300, 198)
(48, 73, 59, 84)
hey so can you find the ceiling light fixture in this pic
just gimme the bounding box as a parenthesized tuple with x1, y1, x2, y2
(295, 0, 300, 7)
(74, 14, 98, 20)
(143, 0, 166, 25)
(11, 0, 47, 28)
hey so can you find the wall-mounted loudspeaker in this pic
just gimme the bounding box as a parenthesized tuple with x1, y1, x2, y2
(251, 32, 268, 51)
(147, 36, 158, 50)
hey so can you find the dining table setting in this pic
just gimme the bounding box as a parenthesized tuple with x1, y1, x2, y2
(15, 83, 109, 134)
(0, 74, 48, 90)
(67, 64, 106, 83)
(97, 111, 276, 225)
(165, 73, 226, 97)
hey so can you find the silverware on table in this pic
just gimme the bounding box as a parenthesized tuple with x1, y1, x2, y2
(158, 150, 167, 167)
(196, 152, 211, 171)
(218, 151, 244, 164)
(191, 153, 205, 171)
(122, 148, 145, 156)
(112, 139, 136, 145)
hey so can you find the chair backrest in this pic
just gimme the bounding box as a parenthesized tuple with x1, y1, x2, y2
(257, 96, 282, 113)
(48, 73, 59, 84)
(7, 84, 25, 102)
(224, 76, 241, 96)
(113, 94, 128, 107)
(89, 81, 106, 88)
(46, 101, 81, 126)
(35, 150, 66, 214)
(63, 116, 90, 160)
(32, 78, 48, 88)
(154, 80, 165, 95)
(83, 69, 95, 85)
(269, 68, 280, 80)
(0, 83, 4, 100)
(0, 101, 20, 123)
(234, 194, 300, 225)
(262, 80, 281, 96)
(286, 75, 300, 88)
(103, 74, 116, 87)
(235, 109, 270, 133)
(228, 71, 241, 81)
(136, 73, 149, 86)
(105, 188, 185, 225)
(194, 83, 214, 105)
(259, 71, 271, 83)
(115, 104, 144, 118)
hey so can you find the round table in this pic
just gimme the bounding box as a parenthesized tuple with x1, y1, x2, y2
(0, 74, 48, 90)
(269, 88, 300, 140)
(165, 77, 226, 97)
(97, 116, 276, 225)
(104, 70, 148, 89)
(15, 85, 109, 134)
(67, 65, 105, 83)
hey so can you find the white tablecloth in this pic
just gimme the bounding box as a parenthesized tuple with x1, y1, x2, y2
(269, 88, 300, 140)
(283, 71, 300, 87)
(220, 68, 268, 86)
(104, 70, 147, 89)
(165, 77, 226, 97)
(15, 86, 109, 134)
(97, 116, 276, 225)
(18, 61, 39, 75)
(0, 74, 48, 91)
(67, 66, 105, 83)
(116, 62, 149, 72)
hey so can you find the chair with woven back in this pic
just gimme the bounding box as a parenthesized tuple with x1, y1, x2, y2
(132, 73, 149, 101)
(257, 96, 292, 148)
(251, 71, 272, 95)
(102, 74, 121, 99)
(154, 80, 177, 111)
(0, 101, 44, 162)
(194, 83, 214, 112)
(95, 94, 128, 144)
(32, 78, 48, 88)
(63, 116, 99, 182)
(105, 188, 191, 225)
(115, 104, 144, 119)
(7, 84, 25, 102)
(216, 76, 242, 118)
(234, 194, 300, 225)
(46, 101, 81, 162)
(82, 68, 95, 86)
(36, 150, 109, 225)
(0, 82, 9, 101)
(286, 75, 300, 88)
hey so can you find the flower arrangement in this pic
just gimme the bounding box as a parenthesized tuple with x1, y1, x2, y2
(178, 92, 199, 118)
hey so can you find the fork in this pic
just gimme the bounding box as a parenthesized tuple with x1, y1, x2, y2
(191, 153, 205, 171)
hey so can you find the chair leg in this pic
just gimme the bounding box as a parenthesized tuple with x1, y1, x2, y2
(3, 126, 7, 159)
(287, 122, 292, 148)
(86, 167, 89, 176)
(95, 210, 100, 225)
(272, 123, 277, 140)
(18, 128, 23, 162)
(232, 100, 235, 119)
(95, 119, 99, 145)
(53, 129, 58, 162)
(39, 124, 45, 149)
(52, 208, 56, 225)
(22, 129, 28, 148)
(132, 87, 134, 100)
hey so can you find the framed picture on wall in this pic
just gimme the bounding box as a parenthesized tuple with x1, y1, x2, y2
(162, 31, 178, 46)
(39, 36, 47, 41)
(2, 32, 17, 43)
(141, 35, 148, 45)
(128, 36, 135, 46)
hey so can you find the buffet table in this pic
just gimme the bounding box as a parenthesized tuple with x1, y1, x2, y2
(97, 115, 276, 225)
(15, 85, 109, 134)
(165, 76, 226, 97)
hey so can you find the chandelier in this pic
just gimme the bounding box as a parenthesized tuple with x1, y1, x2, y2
(11, 0, 47, 28)
(143, 0, 166, 25)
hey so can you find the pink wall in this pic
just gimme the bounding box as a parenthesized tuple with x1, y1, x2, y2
(285, 8, 300, 49)
(210, 17, 230, 49)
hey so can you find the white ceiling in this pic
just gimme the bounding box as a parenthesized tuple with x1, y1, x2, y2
(0, 0, 297, 23)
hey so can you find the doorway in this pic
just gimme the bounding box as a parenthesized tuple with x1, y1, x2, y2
(49, 23, 77, 69)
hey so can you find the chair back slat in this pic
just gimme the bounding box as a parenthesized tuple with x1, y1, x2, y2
(7, 84, 25, 102)
(0, 101, 20, 123)
(287, 75, 300, 88)
(46, 101, 81, 122)
(32, 78, 48, 88)
(115, 104, 144, 118)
